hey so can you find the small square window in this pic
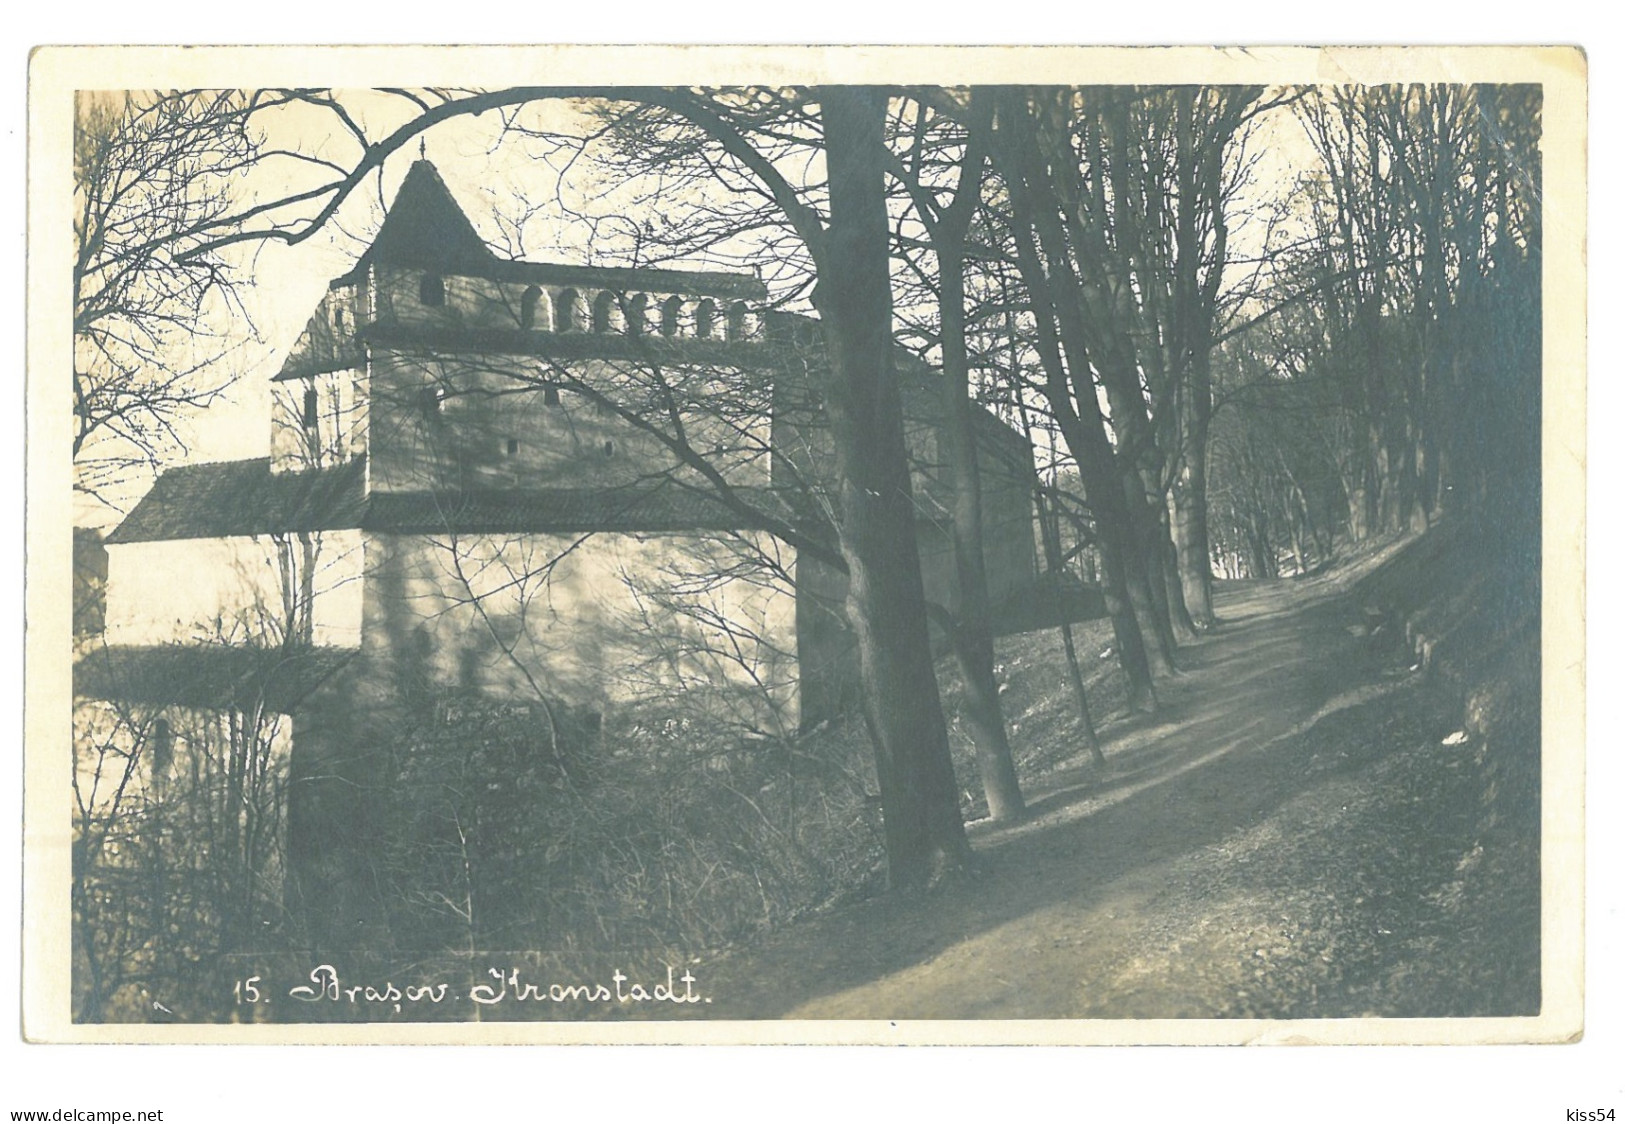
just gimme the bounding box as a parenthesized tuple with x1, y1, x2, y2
(543, 386, 561, 406)
(506, 438, 520, 456)
(420, 273, 445, 307)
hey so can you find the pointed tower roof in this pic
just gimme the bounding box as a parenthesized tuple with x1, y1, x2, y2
(324, 156, 768, 301)
(336, 159, 493, 284)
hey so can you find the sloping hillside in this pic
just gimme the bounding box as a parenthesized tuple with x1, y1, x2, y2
(694, 528, 1542, 1020)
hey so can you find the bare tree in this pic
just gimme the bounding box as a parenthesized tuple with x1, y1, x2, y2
(988, 89, 1161, 711)
(883, 91, 1027, 821)
(269, 86, 977, 889)
(72, 662, 299, 1021)
(1284, 84, 1542, 545)
(72, 91, 267, 510)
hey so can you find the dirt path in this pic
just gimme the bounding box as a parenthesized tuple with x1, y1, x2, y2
(696, 546, 1535, 1020)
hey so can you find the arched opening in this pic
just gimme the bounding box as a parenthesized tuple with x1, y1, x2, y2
(661, 295, 684, 337)
(695, 299, 717, 340)
(726, 301, 753, 341)
(419, 273, 445, 307)
(333, 307, 346, 332)
(520, 285, 542, 330)
(592, 290, 624, 334)
(626, 293, 649, 336)
(557, 288, 585, 333)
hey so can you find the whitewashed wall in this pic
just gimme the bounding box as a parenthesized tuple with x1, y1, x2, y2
(364, 529, 799, 733)
(105, 531, 366, 649)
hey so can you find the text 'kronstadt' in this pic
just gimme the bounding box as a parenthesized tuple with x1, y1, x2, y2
(234, 964, 710, 1013)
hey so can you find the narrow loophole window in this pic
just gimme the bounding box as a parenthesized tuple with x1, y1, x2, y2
(151, 718, 173, 778)
(302, 385, 319, 430)
(507, 438, 520, 457)
(602, 440, 615, 458)
(543, 386, 561, 406)
(420, 386, 444, 419)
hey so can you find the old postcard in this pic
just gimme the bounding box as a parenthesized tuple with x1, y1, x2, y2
(23, 44, 1586, 1045)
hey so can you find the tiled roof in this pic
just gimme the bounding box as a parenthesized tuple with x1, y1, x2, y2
(74, 643, 356, 710)
(106, 458, 369, 544)
(352, 159, 495, 275)
(108, 457, 814, 543)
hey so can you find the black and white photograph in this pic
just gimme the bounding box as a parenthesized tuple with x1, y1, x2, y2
(24, 46, 1585, 1049)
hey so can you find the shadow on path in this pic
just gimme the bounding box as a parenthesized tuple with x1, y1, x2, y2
(697, 540, 1439, 1019)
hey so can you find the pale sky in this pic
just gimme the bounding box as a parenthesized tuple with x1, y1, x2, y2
(79, 87, 1317, 526)
(171, 92, 793, 476)
(182, 97, 615, 467)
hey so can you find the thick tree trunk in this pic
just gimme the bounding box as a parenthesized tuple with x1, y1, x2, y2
(1145, 475, 1198, 641)
(940, 388, 1024, 823)
(1106, 400, 1180, 675)
(812, 87, 971, 891)
(996, 90, 1156, 711)
(1170, 478, 1214, 624)
(1089, 342, 1185, 665)
(1170, 348, 1217, 626)
(1032, 174, 1180, 670)
(1159, 523, 1199, 639)
(952, 628, 1024, 821)
(932, 109, 1025, 823)
(1131, 517, 1181, 672)
(1021, 320, 1157, 711)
